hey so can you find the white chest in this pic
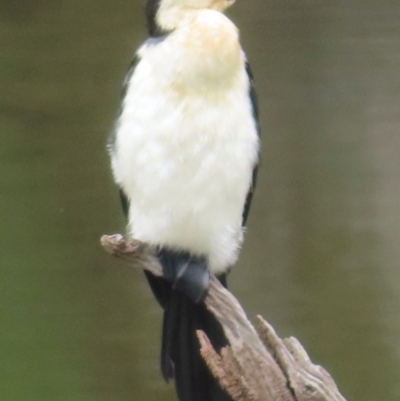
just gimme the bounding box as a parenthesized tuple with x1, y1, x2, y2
(111, 12, 259, 272)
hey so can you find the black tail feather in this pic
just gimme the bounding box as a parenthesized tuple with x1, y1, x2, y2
(144, 266, 232, 401)
(162, 287, 232, 401)
(144, 270, 171, 309)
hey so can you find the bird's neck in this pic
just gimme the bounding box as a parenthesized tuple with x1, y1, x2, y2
(146, 3, 196, 37)
(146, 0, 169, 37)
(146, 0, 234, 37)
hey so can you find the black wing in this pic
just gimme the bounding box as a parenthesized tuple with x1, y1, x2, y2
(120, 54, 141, 101)
(108, 53, 140, 219)
(107, 54, 141, 154)
(241, 61, 260, 226)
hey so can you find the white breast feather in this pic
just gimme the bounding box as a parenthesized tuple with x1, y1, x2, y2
(112, 10, 259, 273)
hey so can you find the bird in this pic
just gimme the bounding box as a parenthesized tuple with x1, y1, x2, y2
(108, 0, 260, 401)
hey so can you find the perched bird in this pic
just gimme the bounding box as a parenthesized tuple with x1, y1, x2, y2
(108, 0, 260, 400)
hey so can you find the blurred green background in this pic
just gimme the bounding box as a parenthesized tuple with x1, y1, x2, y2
(1, 0, 400, 400)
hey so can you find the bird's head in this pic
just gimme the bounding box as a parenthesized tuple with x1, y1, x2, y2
(146, 0, 236, 36)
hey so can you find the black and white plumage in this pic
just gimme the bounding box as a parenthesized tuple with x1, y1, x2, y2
(108, 0, 260, 400)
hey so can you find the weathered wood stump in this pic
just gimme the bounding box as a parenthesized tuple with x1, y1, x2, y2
(101, 234, 348, 401)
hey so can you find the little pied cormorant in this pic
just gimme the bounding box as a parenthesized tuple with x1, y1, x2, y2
(108, 1, 260, 401)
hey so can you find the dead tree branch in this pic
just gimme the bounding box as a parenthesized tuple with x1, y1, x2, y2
(101, 234, 348, 401)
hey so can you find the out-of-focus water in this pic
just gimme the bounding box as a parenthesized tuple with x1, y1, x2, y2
(1, 1, 400, 400)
